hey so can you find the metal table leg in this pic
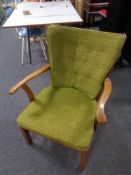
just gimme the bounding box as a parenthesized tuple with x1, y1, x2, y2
(27, 27, 32, 64)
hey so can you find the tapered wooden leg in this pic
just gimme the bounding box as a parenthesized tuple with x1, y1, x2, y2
(20, 128, 32, 145)
(80, 151, 88, 171)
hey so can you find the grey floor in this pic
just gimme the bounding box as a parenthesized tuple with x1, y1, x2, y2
(0, 26, 131, 175)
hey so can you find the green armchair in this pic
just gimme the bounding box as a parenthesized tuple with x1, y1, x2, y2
(9, 25, 126, 170)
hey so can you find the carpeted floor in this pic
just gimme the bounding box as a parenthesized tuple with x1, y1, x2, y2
(0, 26, 131, 175)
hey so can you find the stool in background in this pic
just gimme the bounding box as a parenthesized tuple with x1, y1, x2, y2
(84, 0, 109, 25)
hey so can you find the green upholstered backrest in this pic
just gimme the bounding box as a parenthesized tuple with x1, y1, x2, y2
(47, 25, 126, 99)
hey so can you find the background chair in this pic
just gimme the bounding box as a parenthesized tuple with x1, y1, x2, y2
(15, 27, 48, 64)
(99, 8, 107, 17)
(0, 0, 13, 22)
(84, 0, 109, 25)
(1, 0, 14, 17)
(6, 0, 48, 64)
(9, 25, 126, 170)
(0, 4, 5, 22)
(4, 5, 13, 16)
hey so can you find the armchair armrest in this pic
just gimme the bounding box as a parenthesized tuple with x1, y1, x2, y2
(96, 77, 112, 124)
(8, 64, 50, 102)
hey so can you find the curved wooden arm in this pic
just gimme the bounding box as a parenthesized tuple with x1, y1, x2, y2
(22, 84, 35, 102)
(96, 77, 112, 124)
(8, 64, 50, 97)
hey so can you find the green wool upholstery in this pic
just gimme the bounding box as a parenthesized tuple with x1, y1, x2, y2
(17, 25, 126, 151)
(17, 87, 96, 151)
(48, 25, 126, 99)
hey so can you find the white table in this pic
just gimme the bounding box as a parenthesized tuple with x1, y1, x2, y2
(3, 0, 83, 63)
(3, 1, 83, 27)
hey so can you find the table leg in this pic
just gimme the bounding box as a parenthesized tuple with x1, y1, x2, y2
(27, 27, 32, 64)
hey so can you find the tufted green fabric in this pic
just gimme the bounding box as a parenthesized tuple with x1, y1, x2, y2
(17, 87, 97, 151)
(17, 25, 126, 151)
(48, 25, 126, 99)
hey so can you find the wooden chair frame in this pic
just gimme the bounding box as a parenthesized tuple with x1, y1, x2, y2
(9, 64, 112, 171)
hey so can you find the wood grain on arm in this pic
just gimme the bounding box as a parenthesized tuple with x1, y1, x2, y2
(96, 77, 112, 124)
(8, 64, 50, 102)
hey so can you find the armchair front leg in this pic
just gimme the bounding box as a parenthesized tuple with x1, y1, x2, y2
(96, 78, 112, 124)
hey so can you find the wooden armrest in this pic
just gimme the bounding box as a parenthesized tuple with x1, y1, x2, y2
(9, 64, 50, 95)
(96, 77, 112, 124)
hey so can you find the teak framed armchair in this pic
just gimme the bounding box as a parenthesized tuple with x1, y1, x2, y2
(9, 25, 126, 170)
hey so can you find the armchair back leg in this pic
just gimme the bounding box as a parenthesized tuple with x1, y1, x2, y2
(80, 151, 88, 171)
(94, 119, 98, 131)
(20, 128, 32, 145)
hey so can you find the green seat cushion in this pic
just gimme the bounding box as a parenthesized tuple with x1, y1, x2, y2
(17, 87, 97, 151)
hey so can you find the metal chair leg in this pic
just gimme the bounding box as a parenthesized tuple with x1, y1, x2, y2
(39, 39, 48, 61)
(22, 38, 25, 65)
(25, 37, 29, 53)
